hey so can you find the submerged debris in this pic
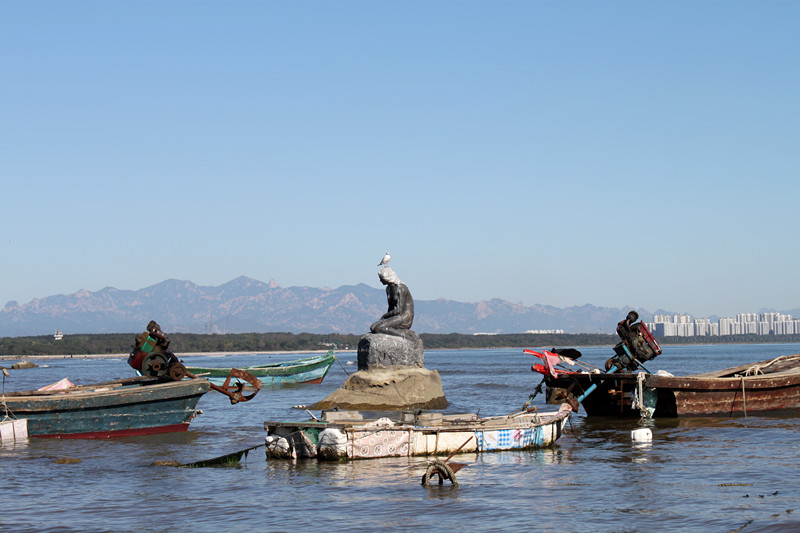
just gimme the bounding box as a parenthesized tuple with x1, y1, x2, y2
(151, 444, 265, 468)
(54, 457, 81, 464)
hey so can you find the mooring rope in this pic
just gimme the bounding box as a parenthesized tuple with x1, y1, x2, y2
(335, 355, 352, 376)
(566, 415, 584, 443)
(1, 372, 15, 422)
(741, 375, 747, 417)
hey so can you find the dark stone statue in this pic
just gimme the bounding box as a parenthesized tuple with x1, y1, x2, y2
(358, 267, 424, 371)
(311, 262, 446, 410)
(370, 267, 414, 339)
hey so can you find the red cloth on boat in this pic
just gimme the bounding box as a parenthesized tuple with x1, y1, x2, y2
(525, 350, 565, 378)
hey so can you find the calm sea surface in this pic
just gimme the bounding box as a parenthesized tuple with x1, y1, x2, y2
(2, 344, 799, 532)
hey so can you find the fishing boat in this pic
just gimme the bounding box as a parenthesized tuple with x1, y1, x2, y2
(0, 320, 263, 439)
(186, 351, 336, 387)
(263, 406, 572, 461)
(530, 311, 800, 417)
(538, 354, 800, 418)
(1, 376, 211, 438)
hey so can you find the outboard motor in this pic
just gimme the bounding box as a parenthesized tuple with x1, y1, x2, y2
(605, 311, 662, 372)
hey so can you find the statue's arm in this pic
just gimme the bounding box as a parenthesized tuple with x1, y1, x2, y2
(391, 286, 412, 319)
(381, 286, 401, 318)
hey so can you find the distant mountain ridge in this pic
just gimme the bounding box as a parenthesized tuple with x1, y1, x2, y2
(2, 276, 654, 336)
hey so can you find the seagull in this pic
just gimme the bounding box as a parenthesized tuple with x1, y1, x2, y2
(378, 252, 391, 266)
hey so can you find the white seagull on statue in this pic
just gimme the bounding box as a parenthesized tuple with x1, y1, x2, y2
(378, 252, 391, 266)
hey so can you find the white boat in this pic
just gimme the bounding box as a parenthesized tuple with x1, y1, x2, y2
(264, 406, 572, 461)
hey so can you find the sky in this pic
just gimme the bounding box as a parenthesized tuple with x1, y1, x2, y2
(2, 1, 799, 320)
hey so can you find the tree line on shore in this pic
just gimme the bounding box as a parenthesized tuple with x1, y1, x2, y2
(2, 331, 799, 357)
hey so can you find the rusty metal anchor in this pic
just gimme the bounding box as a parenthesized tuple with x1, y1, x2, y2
(169, 363, 262, 404)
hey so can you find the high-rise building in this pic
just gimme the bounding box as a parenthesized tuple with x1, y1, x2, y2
(646, 313, 797, 337)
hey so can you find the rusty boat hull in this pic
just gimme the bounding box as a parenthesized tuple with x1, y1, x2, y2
(545, 354, 800, 418)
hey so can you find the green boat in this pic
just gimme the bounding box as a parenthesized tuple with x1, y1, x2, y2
(1, 376, 212, 439)
(186, 351, 336, 388)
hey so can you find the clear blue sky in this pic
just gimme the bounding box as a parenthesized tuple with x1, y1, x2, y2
(2, 1, 799, 319)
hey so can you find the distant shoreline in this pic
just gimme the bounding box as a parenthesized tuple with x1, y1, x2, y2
(0, 349, 346, 362)
(4, 337, 800, 362)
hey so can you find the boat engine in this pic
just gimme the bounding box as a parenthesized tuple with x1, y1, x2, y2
(128, 320, 263, 404)
(128, 320, 185, 381)
(605, 311, 662, 372)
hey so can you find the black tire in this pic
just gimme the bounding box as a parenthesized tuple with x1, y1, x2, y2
(421, 460, 458, 487)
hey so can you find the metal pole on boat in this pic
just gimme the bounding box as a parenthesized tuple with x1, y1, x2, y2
(574, 364, 620, 404)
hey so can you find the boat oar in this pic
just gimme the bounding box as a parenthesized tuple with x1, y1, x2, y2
(152, 443, 266, 468)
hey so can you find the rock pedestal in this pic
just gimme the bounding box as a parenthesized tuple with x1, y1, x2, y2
(309, 366, 447, 411)
(310, 332, 447, 411)
(357, 332, 424, 370)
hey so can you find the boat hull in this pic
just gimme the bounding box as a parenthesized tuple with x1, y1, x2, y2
(645, 372, 800, 417)
(544, 354, 800, 417)
(264, 409, 571, 460)
(187, 352, 335, 387)
(2, 377, 211, 438)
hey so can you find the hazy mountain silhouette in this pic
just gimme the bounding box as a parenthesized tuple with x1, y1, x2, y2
(1, 276, 649, 336)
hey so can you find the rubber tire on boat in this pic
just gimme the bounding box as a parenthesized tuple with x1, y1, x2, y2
(421, 460, 458, 487)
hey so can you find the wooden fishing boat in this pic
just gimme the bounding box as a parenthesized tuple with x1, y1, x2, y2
(186, 351, 336, 387)
(1, 376, 211, 438)
(264, 406, 572, 461)
(542, 354, 800, 418)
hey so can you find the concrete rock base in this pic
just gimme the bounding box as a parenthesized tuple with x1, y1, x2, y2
(358, 332, 424, 371)
(309, 367, 448, 411)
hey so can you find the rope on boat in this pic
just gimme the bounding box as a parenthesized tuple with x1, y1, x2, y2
(730, 353, 800, 418)
(748, 353, 800, 374)
(566, 415, 584, 443)
(744, 364, 763, 376)
(730, 373, 749, 418)
(528, 377, 546, 402)
(1, 371, 16, 422)
(740, 375, 747, 418)
(335, 355, 352, 376)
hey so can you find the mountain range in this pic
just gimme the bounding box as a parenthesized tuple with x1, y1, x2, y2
(2, 276, 657, 337)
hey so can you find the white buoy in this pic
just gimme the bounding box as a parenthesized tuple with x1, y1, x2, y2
(0, 419, 28, 443)
(631, 428, 652, 442)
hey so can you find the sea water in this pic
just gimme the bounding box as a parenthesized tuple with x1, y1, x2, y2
(1, 344, 798, 532)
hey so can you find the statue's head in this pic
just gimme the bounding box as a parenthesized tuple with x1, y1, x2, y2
(378, 267, 401, 285)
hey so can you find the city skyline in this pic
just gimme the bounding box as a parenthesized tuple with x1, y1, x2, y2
(648, 312, 800, 337)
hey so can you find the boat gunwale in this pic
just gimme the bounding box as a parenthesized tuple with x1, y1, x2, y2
(185, 352, 335, 376)
(264, 409, 571, 433)
(0, 376, 207, 397)
(1, 377, 211, 409)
